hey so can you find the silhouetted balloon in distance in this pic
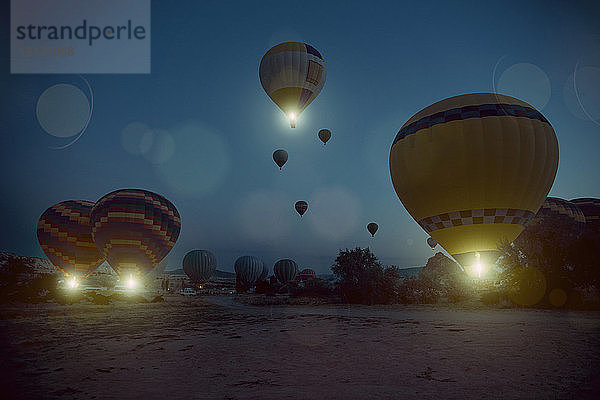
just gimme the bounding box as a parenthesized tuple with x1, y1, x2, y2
(183, 250, 216, 285)
(273, 149, 288, 170)
(427, 237, 438, 250)
(318, 129, 331, 144)
(234, 255, 263, 287)
(295, 201, 308, 217)
(274, 259, 298, 283)
(367, 222, 378, 237)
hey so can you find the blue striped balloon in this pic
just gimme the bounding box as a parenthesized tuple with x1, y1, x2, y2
(274, 259, 298, 284)
(234, 256, 263, 287)
(183, 250, 216, 285)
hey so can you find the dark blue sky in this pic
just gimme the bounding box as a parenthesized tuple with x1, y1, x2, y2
(1, 1, 599, 272)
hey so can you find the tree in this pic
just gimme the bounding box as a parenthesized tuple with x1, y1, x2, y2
(496, 211, 600, 306)
(331, 247, 400, 304)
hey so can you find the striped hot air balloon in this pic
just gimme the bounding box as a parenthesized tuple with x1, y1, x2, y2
(234, 256, 263, 287)
(259, 42, 327, 128)
(274, 259, 298, 284)
(90, 189, 181, 279)
(297, 268, 316, 281)
(390, 93, 558, 270)
(37, 200, 104, 281)
(571, 198, 600, 235)
(427, 237, 438, 250)
(295, 201, 308, 217)
(258, 261, 269, 281)
(183, 250, 217, 286)
(528, 197, 586, 238)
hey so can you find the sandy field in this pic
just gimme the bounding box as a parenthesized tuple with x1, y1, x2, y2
(1, 296, 599, 400)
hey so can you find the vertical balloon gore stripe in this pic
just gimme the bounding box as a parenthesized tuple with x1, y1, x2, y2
(298, 89, 313, 108)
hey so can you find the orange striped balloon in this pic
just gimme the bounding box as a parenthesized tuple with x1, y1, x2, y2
(90, 189, 181, 278)
(37, 200, 104, 279)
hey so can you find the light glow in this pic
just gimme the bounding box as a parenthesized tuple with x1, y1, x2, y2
(125, 276, 137, 289)
(475, 262, 483, 278)
(287, 112, 297, 128)
(67, 278, 79, 289)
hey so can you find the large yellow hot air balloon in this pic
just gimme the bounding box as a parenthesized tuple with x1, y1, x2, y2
(389, 93, 558, 273)
(259, 42, 326, 128)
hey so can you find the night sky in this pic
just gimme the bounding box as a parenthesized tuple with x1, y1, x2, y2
(1, 1, 599, 273)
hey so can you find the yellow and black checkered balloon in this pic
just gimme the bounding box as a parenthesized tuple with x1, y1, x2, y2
(389, 93, 559, 268)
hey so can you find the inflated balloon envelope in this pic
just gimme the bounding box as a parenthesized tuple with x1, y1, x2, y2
(389, 93, 559, 272)
(90, 189, 181, 279)
(259, 42, 327, 128)
(37, 200, 105, 282)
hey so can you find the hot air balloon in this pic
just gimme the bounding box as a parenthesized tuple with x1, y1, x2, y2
(258, 261, 269, 281)
(37, 200, 104, 287)
(297, 268, 316, 281)
(274, 259, 298, 284)
(295, 201, 308, 217)
(234, 256, 263, 287)
(570, 198, 600, 235)
(318, 129, 331, 144)
(259, 42, 327, 128)
(367, 222, 378, 237)
(273, 149, 288, 170)
(389, 93, 558, 272)
(427, 237, 438, 250)
(183, 250, 217, 287)
(90, 189, 181, 286)
(528, 197, 586, 239)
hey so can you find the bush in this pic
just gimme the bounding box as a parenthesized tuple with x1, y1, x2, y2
(397, 276, 440, 304)
(289, 278, 335, 298)
(480, 289, 507, 305)
(0, 273, 59, 304)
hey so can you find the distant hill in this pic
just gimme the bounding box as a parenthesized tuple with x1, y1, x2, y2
(0, 252, 57, 276)
(397, 266, 422, 278)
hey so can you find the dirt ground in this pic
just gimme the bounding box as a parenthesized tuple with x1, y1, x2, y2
(1, 295, 599, 399)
